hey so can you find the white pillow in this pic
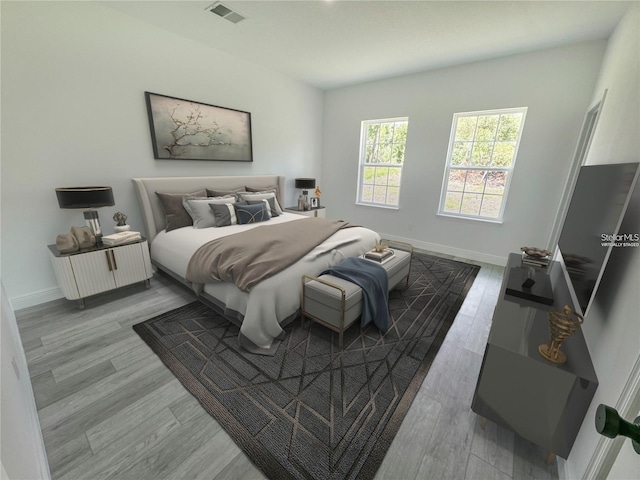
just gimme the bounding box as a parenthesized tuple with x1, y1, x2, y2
(182, 195, 236, 229)
(238, 191, 284, 215)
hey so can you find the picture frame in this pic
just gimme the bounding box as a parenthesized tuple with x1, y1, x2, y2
(145, 92, 253, 162)
(310, 196, 320, 209)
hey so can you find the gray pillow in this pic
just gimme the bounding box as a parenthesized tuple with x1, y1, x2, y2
(183, 195, 236, 229)
(206, 187, 246, 198)
(155, 189, 207, 232)
(246, 198, 279, 217)
(209, 203, 238, 227)
(238, 191, 284, 215)
(245, 184, 280, 199)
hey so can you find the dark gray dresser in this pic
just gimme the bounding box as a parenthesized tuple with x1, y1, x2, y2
(471, 253, 598, 460)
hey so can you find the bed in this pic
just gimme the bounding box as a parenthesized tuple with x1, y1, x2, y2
(132, 175, 379, 354)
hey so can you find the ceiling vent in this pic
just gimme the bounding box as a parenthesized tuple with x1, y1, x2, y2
(206, 2, 246, 24)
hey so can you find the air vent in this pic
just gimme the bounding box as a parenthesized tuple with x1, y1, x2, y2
(206, 2, 246, 24)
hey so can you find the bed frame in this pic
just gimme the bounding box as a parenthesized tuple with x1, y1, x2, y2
(131, 175, 378, 354)
(132, 175, 286, 244)
(131, 175, 289, 344)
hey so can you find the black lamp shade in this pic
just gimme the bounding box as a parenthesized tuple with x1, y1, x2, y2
(56, 186, 115, 209)
(295, 178, 316, 189)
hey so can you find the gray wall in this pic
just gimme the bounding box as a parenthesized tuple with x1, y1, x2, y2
(321, 41, 606, 264)
(563, 5, 640, 479)
(1, 1, 324, 308)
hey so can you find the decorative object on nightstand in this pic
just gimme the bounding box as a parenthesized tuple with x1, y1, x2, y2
(55, 186, 115, 244)
(102, 231, 141, 246)
(70, 226, 96, 249)
(538, 304, 584, 364)
(55, 232, 80, 253)
(113, 211, 131, 232)
(55, 226, 97, 252)
(295, 178, 315, 211)
(309, 196, 320, 209)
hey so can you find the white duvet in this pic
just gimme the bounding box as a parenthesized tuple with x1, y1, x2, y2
(151, 213, 379, 353)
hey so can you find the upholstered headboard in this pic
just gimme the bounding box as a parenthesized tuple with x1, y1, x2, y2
(132, 175, 286, 243)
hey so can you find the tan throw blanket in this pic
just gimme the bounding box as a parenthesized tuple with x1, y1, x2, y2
(186, 218, 354, 293)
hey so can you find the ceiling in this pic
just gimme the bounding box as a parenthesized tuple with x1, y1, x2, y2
(105, 1, 632, 90)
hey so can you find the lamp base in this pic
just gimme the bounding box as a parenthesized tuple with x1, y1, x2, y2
(84, 210, 103, 244)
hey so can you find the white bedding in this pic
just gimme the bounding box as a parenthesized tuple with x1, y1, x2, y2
(151, 212, 379, 353)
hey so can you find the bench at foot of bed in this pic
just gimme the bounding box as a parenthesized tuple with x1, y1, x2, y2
(301, 241, 413, 348)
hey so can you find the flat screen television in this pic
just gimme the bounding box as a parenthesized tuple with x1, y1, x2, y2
(557, 162, 639, 317)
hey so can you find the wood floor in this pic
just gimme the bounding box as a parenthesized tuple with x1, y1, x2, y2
(16, 256, 559, 480)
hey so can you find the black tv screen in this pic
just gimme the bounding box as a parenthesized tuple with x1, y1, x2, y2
(558, 162, 639, 316)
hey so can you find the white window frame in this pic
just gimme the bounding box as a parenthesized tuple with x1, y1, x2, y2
(438, 107, 527, 223)
(356, 117, 409, 209)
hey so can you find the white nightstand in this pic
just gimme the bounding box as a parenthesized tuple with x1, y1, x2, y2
(48, 238, 153, 308)
(284, 206, 326, 218)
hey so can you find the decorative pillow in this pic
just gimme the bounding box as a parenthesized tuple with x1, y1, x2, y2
(155, 189, 207, 232)
(183, 195, 236, 229)
(209, 203, 238, 227)
(246, 184, 280, 200)
(246, 198, 280, 217)
(238, 191, 284, 215)
(234, 202, 271, 225)
(206, 187, 246, 198)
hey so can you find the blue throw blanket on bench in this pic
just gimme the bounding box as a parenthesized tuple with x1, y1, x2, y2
(321, 257, 390, 332)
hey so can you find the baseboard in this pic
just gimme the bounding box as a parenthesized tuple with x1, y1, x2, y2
(379, 232, 508, 266)
(9, 238, 506, 310)
(9, 287, 64, 311)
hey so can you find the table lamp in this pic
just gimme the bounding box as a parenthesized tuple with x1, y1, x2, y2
(55, 186, 115, 243)
(295, 178, 315, 211)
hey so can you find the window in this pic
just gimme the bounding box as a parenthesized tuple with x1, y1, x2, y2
(357, 118, 408, 208)
(438, 108, 527, 222)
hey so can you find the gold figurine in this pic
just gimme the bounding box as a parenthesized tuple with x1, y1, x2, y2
(538, 305, 584, 364)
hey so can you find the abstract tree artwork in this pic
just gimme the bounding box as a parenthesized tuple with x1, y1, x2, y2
(145, 92, 252, 161)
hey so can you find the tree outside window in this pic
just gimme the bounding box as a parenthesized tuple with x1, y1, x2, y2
(439, 108, 527, 222)
(357, 118, 409, 208)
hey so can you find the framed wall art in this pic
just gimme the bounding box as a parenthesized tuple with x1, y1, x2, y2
(145, 92, 253, 162)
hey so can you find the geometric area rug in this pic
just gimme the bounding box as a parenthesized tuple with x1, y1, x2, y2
(133, 252, 480, 480)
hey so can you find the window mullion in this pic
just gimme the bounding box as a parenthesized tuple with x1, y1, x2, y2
(488, 114, 501, 168)
(451, 165, 508, 172)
